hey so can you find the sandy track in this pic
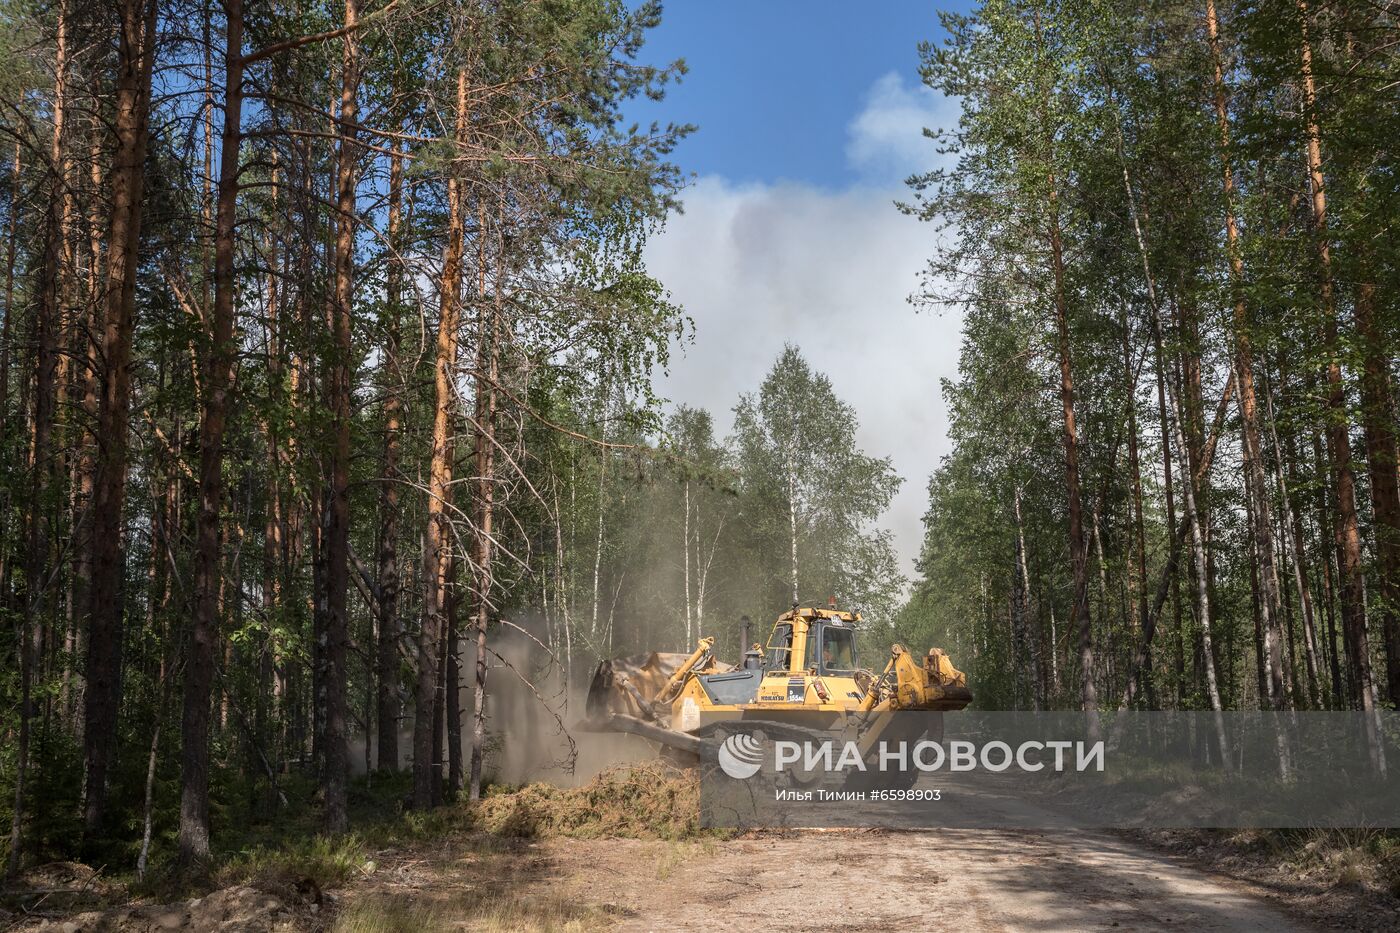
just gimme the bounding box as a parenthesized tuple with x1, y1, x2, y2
(559, 829, 1316, 932)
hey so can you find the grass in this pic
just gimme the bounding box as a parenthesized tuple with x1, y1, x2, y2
(201, 774, 476, 893)
(1148, 825, 1400, 908)
(653, 838, 716, 881)
(216, 833, 372, 890)
(1284, 827, 1400, 890)
(332, 889, 621, 933)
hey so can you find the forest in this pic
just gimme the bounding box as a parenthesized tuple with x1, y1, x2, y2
(0, 0, 915, 876)
(901, 0, 1399, 727)
(0, 0, 1396, 892)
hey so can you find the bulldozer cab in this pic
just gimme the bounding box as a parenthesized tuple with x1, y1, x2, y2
(807, 623, 857, 673)
(765, 622, 794, 670)
(763, 607, 860, 676)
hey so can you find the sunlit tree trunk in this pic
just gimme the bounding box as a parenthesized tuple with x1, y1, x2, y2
(1030, 10, 1096, 732)
(1203, 0, 1288, 717)
(1011, 487, 1034, 709)
(592, 384, 609, 637)
(1297, 0, 1381, 770)
(786, 456, 799, 606)
(258, 151, 286, 798)
(414, 67, 467, 811)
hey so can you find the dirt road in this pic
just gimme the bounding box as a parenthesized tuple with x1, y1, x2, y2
(7, 826, 1362, 932)
(560, 829, 1319, 932)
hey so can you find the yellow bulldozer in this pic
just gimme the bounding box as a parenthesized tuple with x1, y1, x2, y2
(582, 604, 972, 784)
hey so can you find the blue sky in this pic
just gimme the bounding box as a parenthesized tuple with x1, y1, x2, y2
(631, 1, 962, 188)
(634, 2, 970, 584)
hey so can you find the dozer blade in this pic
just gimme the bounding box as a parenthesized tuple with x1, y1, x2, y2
(928, 684, 974, 710)
(584, 652, 692, 721)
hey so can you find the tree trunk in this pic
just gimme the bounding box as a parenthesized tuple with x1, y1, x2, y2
(61, 0, 95, 729)
(1264, 368, 1322, 707)
(592, 386, 609, 636)
(1355, 278, 1400, 705)
(376, 136, 404, 772)
(1153, 312, 1230, 761)
(683, 480, 692, 647)
(1046, 177, 1096, 734)
(1297, 0, 1380, 771)
(1012, 487, 1037, 709)
(432, 620, 446, 805)
(1122, 312, 1149, 704)
(1203, 0, 1288, 715)
(311, 489, 328, 772)
(259, 152, 285, 796)
(7, 164, 62, 880)
(468, 214, 500, 802)
(413, 67, 467, 810)
(786, 459, 799, 606)
(83, 0, 158, 837)
(1117, 137, 1227, 754)
(0, 141, 19, 428)
(322, 0, 360, 836)
(136, 719, 161, 880)
(179, 0, 242, 868)
(447, 551, 462, 797)
(1311, 427, 1345, 706)
(50, 0, 75, 449)
(1156, 326, 1185, 708)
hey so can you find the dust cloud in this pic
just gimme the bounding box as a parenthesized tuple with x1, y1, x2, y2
(472, 617, 657, 787)
(349, 613, 669, 787)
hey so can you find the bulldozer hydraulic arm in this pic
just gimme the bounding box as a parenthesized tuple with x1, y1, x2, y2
(653, 636, 715, 708)
(862, 644, 972, 712)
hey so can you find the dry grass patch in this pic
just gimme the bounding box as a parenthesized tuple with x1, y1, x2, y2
(653, 839, 716, 881)
(333, 889, 624, 932)
(476, 761, 708, 840)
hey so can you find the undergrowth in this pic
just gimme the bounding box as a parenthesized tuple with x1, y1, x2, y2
(205, 762, 708, 891)
(7, 761, 716, 929)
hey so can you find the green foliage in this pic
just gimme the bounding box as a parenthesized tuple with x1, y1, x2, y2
(218, 834, 369, 891)
(899, 0, 1399, 714)
(730, 345, 906, 618)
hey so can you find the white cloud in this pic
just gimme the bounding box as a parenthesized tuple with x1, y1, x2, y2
(845, 71, 960, 185)
(644, 174, 962, 583)
(641, 72, 968, 586)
